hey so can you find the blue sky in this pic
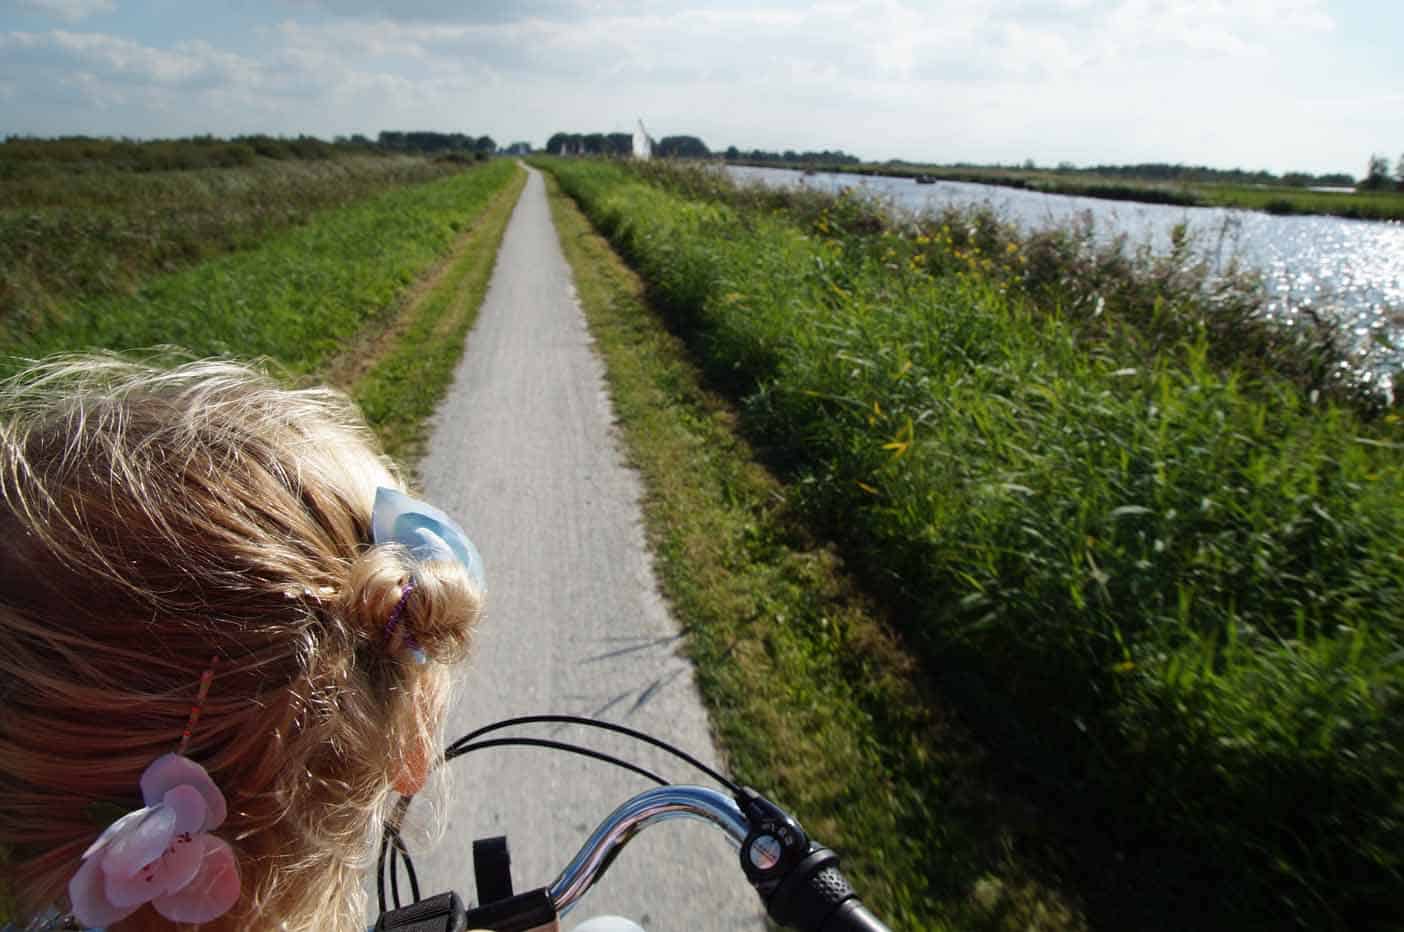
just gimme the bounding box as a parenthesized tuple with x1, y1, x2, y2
(1, 0, 1400, 176)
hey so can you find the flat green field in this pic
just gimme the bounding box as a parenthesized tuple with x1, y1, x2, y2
(1, 158, 517, 376)
(1, 143, 523, 460)
(1, 151, 466, 332)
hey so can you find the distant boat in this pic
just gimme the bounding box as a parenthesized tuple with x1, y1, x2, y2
(914, 174, 936, 184)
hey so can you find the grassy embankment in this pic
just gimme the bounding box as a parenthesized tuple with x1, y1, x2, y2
(541, 171, 1086, 931)
(540, 157, 1403, 930)
(881, 166, 1404, 221)
(735, 160, 1404, 222)
(2, 147, 466, 332)
(1, 147, 524, 459)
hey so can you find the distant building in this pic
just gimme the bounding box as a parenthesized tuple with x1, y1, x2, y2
(504, 141, 532, 156)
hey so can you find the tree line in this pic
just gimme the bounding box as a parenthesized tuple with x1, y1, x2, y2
(723, 146, 860, 165)
(1, 134, 347, 172)
(545, 132, 634, 156)
(1071, 161, 1357, 189)
(906, 159, 1355, 188)
(370, 131, 498, 155)
(359, 132, 531, 156)
(543, 132, 717, 158)
(1, 132, 520, 173)
(544, 130, 859, 164)
(1360, 153, 1404, 191)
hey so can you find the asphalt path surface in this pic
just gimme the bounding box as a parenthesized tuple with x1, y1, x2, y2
(407, 167, 767, 931)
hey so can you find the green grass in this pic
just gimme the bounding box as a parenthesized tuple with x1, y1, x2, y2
(0, 160, 519, 379)
(1, 152, 524, 466)
(0, 133, 348, 173)
(350, 165, 526, 462)
(628, 158, 1383, 415)
(794, 162, 1404, 222)
(1, 154, 465, 331)
(542, 170, 1086, 932)
(538, 157, 1404, 930)
(1195, 182, 1404, 219)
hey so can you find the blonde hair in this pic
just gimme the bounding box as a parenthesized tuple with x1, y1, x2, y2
(0, 355, 482, 931)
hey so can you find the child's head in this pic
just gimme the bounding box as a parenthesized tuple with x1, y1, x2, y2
(0, 355, 483, 931)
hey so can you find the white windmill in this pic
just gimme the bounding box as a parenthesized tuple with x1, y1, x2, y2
(632, 119, 653, 160)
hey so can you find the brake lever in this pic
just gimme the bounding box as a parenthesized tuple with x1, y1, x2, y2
(736, 787, 810, 895)
(736, 788, 889, 932)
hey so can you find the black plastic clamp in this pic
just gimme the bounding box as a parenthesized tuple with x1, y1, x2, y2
(473, 835, 515, 905)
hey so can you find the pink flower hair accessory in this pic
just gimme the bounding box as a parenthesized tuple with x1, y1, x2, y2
(68, 753, 240, 927)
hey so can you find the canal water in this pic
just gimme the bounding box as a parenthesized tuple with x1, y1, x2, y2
(727, 165, 1404, 374)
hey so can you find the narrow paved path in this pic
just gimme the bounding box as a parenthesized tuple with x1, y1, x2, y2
(411, 166, 766, 931)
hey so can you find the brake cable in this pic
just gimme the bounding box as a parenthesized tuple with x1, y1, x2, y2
(377, 714, 738, 913)
(443, 714, 742, 794)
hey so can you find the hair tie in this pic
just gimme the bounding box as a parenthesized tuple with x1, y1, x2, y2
(383, 581, 426, 664)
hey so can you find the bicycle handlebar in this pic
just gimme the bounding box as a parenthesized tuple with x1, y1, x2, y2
(547, 785, 749, 915)
(373, 715, 891, 932)
(375, 784, 890, 931)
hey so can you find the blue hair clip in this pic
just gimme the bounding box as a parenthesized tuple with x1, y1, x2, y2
(371, 487, 486, 592)
(370, 488, 485, 664)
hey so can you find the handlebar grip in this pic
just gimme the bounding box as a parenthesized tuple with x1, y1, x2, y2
(763, 847, 891, 932)
(820, 899, 889, 932)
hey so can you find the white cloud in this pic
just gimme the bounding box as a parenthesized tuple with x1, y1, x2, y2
(10, 0, 116, 23)
(0, 28, 305, 133)
(0, 0, 1375, 173)
(280, 0, 601, 24)
(250, 0, 1352, 170)
(271, 0, 1337, 87)
(3, 30, 262, 90)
